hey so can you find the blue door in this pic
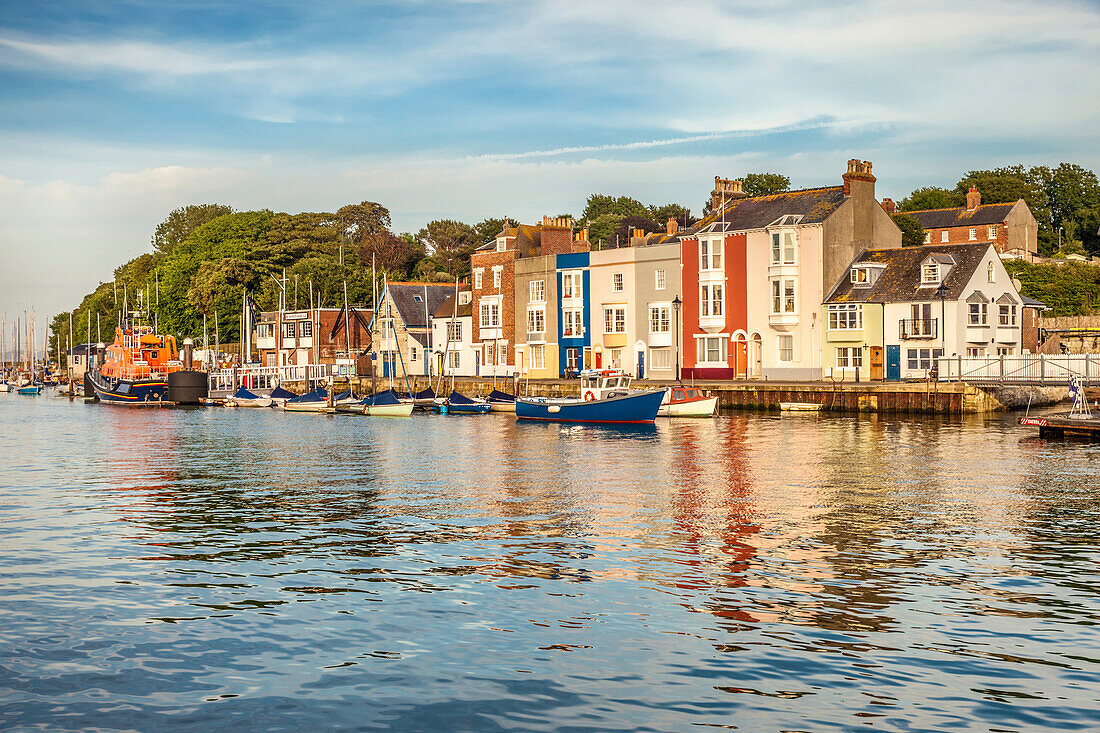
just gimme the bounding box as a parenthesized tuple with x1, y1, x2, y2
(637, 351, 645, 380)
(886, 345, 901, 381)
(382, 352, 395, 378)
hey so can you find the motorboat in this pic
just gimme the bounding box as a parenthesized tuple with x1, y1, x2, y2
(444, 391, 491, 414)
(658, 386, 718, 417)
(517, 369, 664, 424)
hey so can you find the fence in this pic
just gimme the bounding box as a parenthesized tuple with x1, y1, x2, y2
(208, 363, 339, 393)
(936, 354, 1098, 385)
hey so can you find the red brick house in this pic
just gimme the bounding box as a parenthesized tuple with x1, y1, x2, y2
(255, 307, 373, 367)
(899, 187, 1039, 262)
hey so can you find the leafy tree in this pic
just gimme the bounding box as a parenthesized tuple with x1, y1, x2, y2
(581, 194, 647, 222)
(953, 166, 1054, 252)
(586, 213, 621, 247)
(152, 204, 233, 256)
(742, 172, 790, 198)
(891, 213, 926, 248)
(473, 217, 519, 246)
(609, 215, 660, 247)
(358, 230, 425, 276)
(649, 203, 694, 228)
(336, 201, 391, 241)
(1004, 260, 1100, 316)
(417, 220, 479, 278)
(898, 186, 964, 211)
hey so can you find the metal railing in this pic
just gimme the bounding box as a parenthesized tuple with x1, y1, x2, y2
(208, 363, 338, 393)
(936, 354, 1098, 385)
(899, 319, 938, 339)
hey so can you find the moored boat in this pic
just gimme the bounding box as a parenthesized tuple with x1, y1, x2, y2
(516, 389, 665, 424)
(224, 387, 274, 408)
(268, 386, 298, 406)
(17, 384, 42, 395)
(780, 402, 823, 412)
(87, 323, 206, 406)
(282, 387, 335, 413)
(485, 389, 516, 413)
(658, 386, 718, 417)
(336, 390, 414, 417)
(445, 390, 491, 414)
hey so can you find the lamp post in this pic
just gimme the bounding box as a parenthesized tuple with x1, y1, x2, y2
(935, 280, 948, 378)
(672, 295, 682, 382)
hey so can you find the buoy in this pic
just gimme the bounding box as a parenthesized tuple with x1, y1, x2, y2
(584, 391, 595, 401)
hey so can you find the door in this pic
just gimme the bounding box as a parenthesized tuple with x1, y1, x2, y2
(637, 351, 645, 380)
(885, 345, 901, 381)
(870, 346, 883, 380)
(594, 350, 602, 369)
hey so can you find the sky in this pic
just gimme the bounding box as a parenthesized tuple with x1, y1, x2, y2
(1, 0, 1098, 331)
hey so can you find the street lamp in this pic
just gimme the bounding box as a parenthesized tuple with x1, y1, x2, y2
(935, 280, 948, 378)
(672, 295, 682, 382)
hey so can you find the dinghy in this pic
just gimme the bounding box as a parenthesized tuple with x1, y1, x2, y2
(224, 387, 273, 408)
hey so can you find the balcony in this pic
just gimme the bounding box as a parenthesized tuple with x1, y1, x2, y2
(900, 319, 938, 340)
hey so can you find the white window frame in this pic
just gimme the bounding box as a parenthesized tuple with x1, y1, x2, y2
(700, 238, 721, 271)
(778, 335, 793, 362)
(562, 271, 582, 300)
(527, 307, 545, 334)
(448, 350, 461, 369)
(941, 230, 949, 243)
(987, 262, 995, 283)
(603, 306, 626, 334)
(700, 284, 724, 317)
(655, 270, 666, 291)
(827, 304, 862, 330)
(282, 322, 296, 339)
(447, 320, 462, 342)
(969, 227, 977, 241)
(300, 320, 313, 339)
(696, 336, 727, 364)
(771, 279, 796, 314)
(530, 280, 545, 303)
(923, 231, 931, 244)
(921, 263, 940, 285)
(836, 346, 863, 370)
(562, 308, 583, 338)
(968, 302, 988, 326)
(473, 269, 483, 289)
(908, 347, 944, 369)
(492, 267, 502, 289)
(998, 304, 1017, 326)
(649, 305, 671, 333)
(650, 348, 671, 370)
(988, 225, 998, 240)
(480, 301, 500, 328)
(612, 273, 624, 292)
(531, 344, 545, 370)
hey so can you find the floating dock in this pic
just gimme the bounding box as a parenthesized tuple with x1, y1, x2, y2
(1020, 414, 1100, 440)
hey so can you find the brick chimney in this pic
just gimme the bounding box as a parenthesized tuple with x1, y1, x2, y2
(710, 176, 746, 212)
(881, 197, 896, 215)
(666, 217, 679, 236)
(966, 187, 981, 212)
(842, 159, 876, 196)
(539, 215, 575, 256)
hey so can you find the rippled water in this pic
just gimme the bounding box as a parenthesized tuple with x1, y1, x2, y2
(1, 394, 1098, 732)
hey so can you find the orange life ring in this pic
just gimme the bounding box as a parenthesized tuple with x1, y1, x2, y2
(583, 391, 596, 401)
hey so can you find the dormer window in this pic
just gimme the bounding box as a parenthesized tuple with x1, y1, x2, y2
(921, 263, 940, 284)
(496, 238, 507, 252)
(458, 291, 471, 306)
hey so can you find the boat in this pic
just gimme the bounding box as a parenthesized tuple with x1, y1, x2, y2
(269, 386, 299, 406)
(282, 387, 335, 413)
(336, 390, 414, 417)
(780, 402, 823, 412)
(444, 391, 492, 414)
(401, 386, 439, 410)
(485, 389, 517, 413)
(517, 389, 665, 424)
(658, 386, 718, 417)
(87, 321, 207, 406)
(17, 384, 42, 395)
(0, 381, 11, 393)
(1020, 377, 1100, 440)
(224, 387, 273, 408)
(332, 388, 359, 406)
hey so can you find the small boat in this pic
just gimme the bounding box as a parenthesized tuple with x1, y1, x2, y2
(444, 390, 492, 414)
(332, 388, 359, 406)
(780, 402, 823, 412)
(1020, 377, 1099, 440)
(17, 384, 42, 395)
(0, 380, 12, 393)
(401, 386, 438, 410)
(517, 389, 665, 424)
(282, 387, 335, 413)
(224, 387, 273, 408)
(336, 390, 414, 417)
(269, 386, 298, 406)
(485, 389, 517, 413)
(658, 386, 718, 417)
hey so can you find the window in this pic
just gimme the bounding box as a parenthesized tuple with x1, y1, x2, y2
(783, 232, 795, 263)
(999, 304, 1017, 326)
(379, 317, 394, 336)
(566, 348, 578, 370)
(924, 232, 931, 244)
(496, 238, 507, 252)
(282, 322, 296, 339)
(562, 271, 582, 299)
(480, 301, 500, 328)
(968, 302, 988, 325)
(655, 270, 666, 290)
(413, 294, 422, 303)
(650, 348, 671, 369)
(965, 347, 985, 358)
(827, 304, 862, 330)
(608, 348, 622, 369)
(527, 307, 545, 334)
(771, 232, 795, 263)
(531, 344, 545, 370)
(612, 273, 624, 292)
(941, 230, 949, 243)
(530, 280, 545, 303)
(987, 262, 995, 283)
(921, 263, 940, 284)
(473, 269, 483, 289)
(697, 337, 727, 363)
(649, 305, 670, 333)
(493, 268, 501, 289)
(448, 350, 461, 369)
(969, 227, 977, 241)
(258, 324, 274, 339)
(996, 347, 1014, 356)
(778, 335, 793, 362)
(300, 320, 313, 339)
(410, 346, 418, 361)
(700, 239, 721, 270)
(836, 347, 863, 369)
(850, 267, 869, 284)
(562, 308, 583, 337)
(988, 225, 998, 240)
(771, 233, 781, 263)
(485, 342, 494, 366)
(447, 321, 462, 342)
(701, 284, 723, 317)
(603, 306, 626, 334)
(908, 348, 944, 369)
(771, 279, 796, 314)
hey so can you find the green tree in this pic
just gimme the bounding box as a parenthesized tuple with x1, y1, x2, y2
(417, 220, 479, 278)
(152, 204, 233, 256)
(473, 217, 519, 246)
(609, 214, 660, 247)
(891, 213, 926, 248)
(954, 165, 1054, 252)
(898, 186, 964, 211)
(742, 172, 790, 198)
(649, 203, 694, 228)
(1005, 260, 1100, 316)
(586, 213, 621, 247)
(358, 230, 425, 276)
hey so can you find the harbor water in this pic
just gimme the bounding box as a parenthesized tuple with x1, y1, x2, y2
(1, 396, 1098, 731)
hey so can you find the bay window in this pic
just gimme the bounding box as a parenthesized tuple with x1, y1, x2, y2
(701, 284, 723, 317)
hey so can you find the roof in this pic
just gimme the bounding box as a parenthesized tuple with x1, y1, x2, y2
(67, 342, 97, 355)
(826, 243, 994, 304)
(475, 224, 542, 256)
(1022, 295, 1049, 309)
(684, 186, 847, 235)
(902, 202, 1016, 229)
(433, 290, 472, 318)
(383, 282, 455, 328)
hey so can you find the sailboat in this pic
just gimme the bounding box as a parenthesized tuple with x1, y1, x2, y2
(224, 387, 274, 408)
(336, 390, 414, 417)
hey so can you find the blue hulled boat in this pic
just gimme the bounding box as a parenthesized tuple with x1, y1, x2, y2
(445, 391, 491, 414)
(516, 389, 665, 424)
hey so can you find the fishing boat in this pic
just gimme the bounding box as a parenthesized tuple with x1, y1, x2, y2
(444, 391, 492, 414)
(87, 322, 207, 406)
(224, 387, 273, 408)
(658, 386, 718, 417)
(485, 389, 517, 413)
(282, 387, 335, 413)
(336, 390, 414, 417)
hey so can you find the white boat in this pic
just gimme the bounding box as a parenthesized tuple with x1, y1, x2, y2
(224, 387, 273, 408)
(282, 387, 335, 413)
(0, 381, 11, 393)
(336, 392, 414, 417)
(780, 402, 823, 412)
(658, 386, 719, 417)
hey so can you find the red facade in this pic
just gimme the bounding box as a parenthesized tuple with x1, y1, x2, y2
(680, 232, 749, 380)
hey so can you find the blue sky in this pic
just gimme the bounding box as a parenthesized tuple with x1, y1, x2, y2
(1, 0, 1098, 326)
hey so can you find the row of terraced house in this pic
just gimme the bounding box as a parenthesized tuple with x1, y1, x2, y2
(258, 158, 1046, 383)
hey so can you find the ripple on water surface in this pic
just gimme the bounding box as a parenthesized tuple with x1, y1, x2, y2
(1, 397, 1099, 731)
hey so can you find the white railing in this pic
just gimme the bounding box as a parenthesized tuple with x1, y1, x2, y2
(936, 354, 1098, 385)
(208, 363, 339, 393)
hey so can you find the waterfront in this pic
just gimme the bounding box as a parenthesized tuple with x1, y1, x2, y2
(1, 397, 1099, 731)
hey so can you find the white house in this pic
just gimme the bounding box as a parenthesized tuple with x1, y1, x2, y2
(430, 288, 479, 377)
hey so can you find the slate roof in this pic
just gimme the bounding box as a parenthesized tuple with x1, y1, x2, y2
(685, 186, 848, 235)
(902, 202, 1016, 229)
(383, 282, 455, 329)
(475, 224, 542, 255)
(1022, 295, 1049, 309)
(433, 291, 473, 318)
(826, 243, 994, 304)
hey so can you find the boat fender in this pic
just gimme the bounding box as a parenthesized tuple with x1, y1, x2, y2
(548, 405, 561, 413)
(144, 393, 150, 402)
(583, 391, 595, 401)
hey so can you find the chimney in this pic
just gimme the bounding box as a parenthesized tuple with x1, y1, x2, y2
(842, 159, 876, 196)
(710, 176, 746, 211)
(666, 217, 678, 236)
(966, 187, 981, 212)
(881, 198, 896, 215)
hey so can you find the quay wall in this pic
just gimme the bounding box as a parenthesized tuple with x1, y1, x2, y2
(277, 375, 1006, 414)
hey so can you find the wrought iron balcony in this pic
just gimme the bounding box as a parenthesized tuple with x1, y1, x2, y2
(900, 319, 938, 339)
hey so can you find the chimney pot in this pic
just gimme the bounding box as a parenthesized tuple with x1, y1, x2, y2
(666, 217, 678, 236)
(881, 197, 896, 215)
(966, 187, 981, 211)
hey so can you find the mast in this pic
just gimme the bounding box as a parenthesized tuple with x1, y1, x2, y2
(371, 255, 376, 396)
(309, 280, 315, 389)
(450, 275, 459, 394)
(423, 283, 430, 381)
(343, 280, 351, 360)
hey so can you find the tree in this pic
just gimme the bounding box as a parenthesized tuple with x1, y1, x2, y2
(417, 220, 479, 278)
(586, 213, 620, 247)
(1005, 260, 1100, 316)
(898, 187, 964, 211)
(742, 172, 790, 198)
(152, 204, 233, 256)
(649, 203, 694, 228)
(581, 194, 647, 223)
(609, 215, 660, 247)
(473, 217, 519, 246)
(891, 213, 926, 248)
(954, 166, 1053, 251)
(358, 230, 425, 276)
(336, 201, 391, 242)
